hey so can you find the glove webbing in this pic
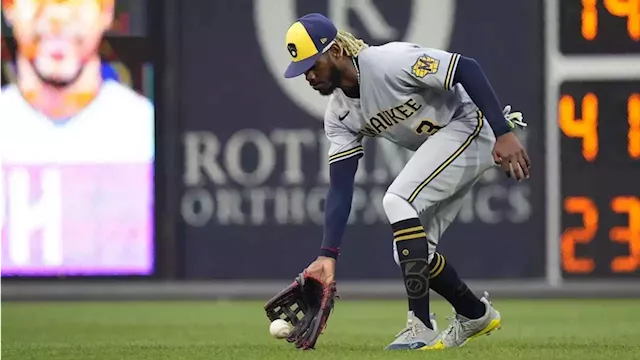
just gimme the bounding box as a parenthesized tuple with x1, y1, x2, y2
(274, 300, 305, 325)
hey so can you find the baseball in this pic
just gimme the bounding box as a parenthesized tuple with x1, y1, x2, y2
(269, 319, 293, 339)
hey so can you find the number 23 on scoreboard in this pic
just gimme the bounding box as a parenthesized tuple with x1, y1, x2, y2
(562, 196, 640, 274)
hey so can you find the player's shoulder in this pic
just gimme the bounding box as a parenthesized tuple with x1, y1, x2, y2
(362, 41, 422, 55)
(0, 84, 32, 125)
(0, 84, 21, 104)
(359, 42, 422, 65)
(94, 80, 154, 136)
(359, 42, 446, 72)
(101, 80, 153, 116)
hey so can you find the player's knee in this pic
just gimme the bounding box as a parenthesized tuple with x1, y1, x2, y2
(382, 192, 418, 224)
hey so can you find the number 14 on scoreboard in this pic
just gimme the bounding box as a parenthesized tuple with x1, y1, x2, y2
(581, 0, 640, 41)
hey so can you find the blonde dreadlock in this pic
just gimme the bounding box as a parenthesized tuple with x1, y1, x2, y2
(334, 30, 369, 57)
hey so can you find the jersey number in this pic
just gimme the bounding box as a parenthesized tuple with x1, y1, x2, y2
(414, 119, 442, 135)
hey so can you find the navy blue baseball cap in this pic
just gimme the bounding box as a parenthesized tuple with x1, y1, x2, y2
(284, 13, 338, 78)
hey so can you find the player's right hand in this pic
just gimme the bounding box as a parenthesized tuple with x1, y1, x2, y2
(304, 256, 336, 285)
(492, 132, 531, 181)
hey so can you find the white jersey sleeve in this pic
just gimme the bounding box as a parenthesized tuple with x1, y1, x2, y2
(324, 103, 364, 165)
(375, 42, 461, 92)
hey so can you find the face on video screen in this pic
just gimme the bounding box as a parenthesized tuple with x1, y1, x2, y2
(1, 0, 155, 278)
(3, 0, 113, 85)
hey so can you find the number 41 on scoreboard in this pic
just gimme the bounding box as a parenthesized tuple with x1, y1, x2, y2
(559, 92, 640, 161)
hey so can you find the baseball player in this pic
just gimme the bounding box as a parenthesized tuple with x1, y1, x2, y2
(282, 13, 529, 350)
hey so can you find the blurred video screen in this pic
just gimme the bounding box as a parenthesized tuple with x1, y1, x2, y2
(0, 0, 154, 276)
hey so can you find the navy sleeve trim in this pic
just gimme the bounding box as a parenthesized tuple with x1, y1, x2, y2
(328, 146, 364, 164)
(444, 53, 461, 90)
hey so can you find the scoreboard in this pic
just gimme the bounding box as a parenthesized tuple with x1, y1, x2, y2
(546, 0, 640, 283)
(560, 0, 640, 54)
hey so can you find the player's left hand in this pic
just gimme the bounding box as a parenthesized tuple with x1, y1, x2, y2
(304, 256, 336, 285)
(492, 132, 530, 181)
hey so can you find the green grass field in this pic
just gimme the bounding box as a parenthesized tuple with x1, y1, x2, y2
(2, 299, 639, 360)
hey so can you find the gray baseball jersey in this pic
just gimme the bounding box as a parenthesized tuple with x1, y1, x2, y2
(325, 41, 481, 164)
(324, 41, 497, 255)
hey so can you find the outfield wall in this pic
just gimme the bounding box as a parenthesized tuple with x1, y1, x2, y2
(4, 280, 640, 301)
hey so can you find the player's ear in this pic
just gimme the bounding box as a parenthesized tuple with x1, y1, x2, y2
(99, 0, 115, 32)
(328, 43, 342, 60)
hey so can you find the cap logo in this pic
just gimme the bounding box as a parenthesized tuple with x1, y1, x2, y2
(320, 37, 327, 44)
(287, 43, 298, 58)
